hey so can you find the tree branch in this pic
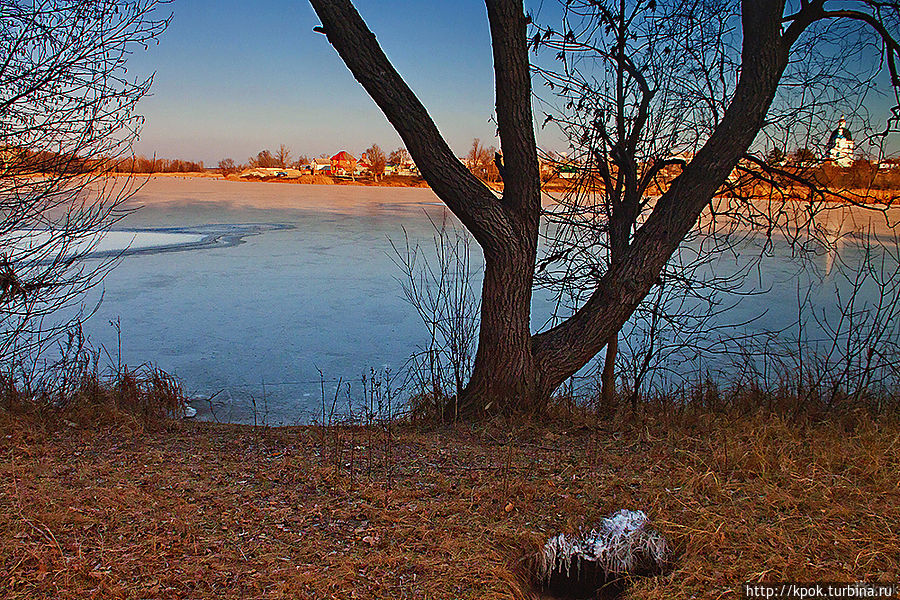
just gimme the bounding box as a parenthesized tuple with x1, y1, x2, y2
(783, 2, 900, 90)
(485, 0, 542, 221)
(307, 0, 512, 251)
(532, 0, 791, 387)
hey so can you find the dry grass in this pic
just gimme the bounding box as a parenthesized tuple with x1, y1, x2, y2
(1, 404, 898, 599)
(1, 366, 186, 426)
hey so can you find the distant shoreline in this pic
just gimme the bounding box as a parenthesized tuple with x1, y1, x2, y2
(106, 171, 542, 192)
(110, 171, 433, 188)
(107, 171, 900, 205)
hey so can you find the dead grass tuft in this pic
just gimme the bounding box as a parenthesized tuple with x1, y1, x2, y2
(1, 365, 187, 431)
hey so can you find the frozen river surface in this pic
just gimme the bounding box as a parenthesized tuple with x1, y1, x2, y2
(75, 177, 900, 423)
(83, 178, 475, 423)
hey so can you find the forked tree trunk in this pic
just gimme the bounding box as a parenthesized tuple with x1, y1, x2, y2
(309, 0, 791, 417)
(456, 0, 545, 416)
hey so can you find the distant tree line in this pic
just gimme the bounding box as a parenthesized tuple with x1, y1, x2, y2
(815, 161, 900, 191)
(758, 149, 900, 191)
(113, 155, 205, 173)
(0, 148, 95, 175)
(240, 146, 311, 171)
(217, 144, 416, 178)
(2, 148, 208, 175)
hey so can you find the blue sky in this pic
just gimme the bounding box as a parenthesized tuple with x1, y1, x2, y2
(127, 0, 896, 165)
(128, 0, 530, 164)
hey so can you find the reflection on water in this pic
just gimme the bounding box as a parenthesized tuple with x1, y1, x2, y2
(74, 178, 900, 424)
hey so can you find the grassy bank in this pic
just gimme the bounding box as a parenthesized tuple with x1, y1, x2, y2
(2, 402, 898, 599)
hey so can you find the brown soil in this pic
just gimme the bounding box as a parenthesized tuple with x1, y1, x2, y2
(222, 174, 336, 185)
(2, 410, 897, 599)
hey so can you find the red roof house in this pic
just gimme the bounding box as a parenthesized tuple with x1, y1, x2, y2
(330, 151, 357, 174)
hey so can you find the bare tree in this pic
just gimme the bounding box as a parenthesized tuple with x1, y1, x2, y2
(391, 215, 480, 418)
(1, 1, 170, 367)
(389, 147, 410, 166)
(466, 138, 499, 183)
(218, 158, 238, 176)
(364, 144, 386, 181)
(249, 149, 279, 168)
(276, 144, 292, 169)
(308, 0, 900, 416)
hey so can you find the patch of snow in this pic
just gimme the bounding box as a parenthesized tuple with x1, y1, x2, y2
(536, 509, 670, 582)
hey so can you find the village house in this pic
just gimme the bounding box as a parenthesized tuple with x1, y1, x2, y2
(330, 151, 357, 175)
(398, 164, 419, 177)
(311, 158, 331, 173)
(390, 154, 417, 176)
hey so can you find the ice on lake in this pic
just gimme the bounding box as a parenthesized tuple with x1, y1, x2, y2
(62, 177, 900, 424)
(6, 228, 205, 257)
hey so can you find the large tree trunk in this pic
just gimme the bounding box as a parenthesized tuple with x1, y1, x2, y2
(457, 0, 544, 416)
(460, 246, 540, 414)
(309, 0, 792, 416)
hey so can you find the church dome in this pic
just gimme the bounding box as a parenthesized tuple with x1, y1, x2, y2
(827, 118, 852, 148)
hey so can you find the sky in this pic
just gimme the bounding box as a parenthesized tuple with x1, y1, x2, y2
(128, 0, 545, 165)
(126, 0, 898, 166)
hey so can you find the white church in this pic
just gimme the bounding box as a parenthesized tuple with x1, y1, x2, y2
(826, 117, 854, 167)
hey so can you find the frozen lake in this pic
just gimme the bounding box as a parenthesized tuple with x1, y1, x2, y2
(7, 229, 205, 256)
(72, 177, 900, 423)
(81, 178, 478, 423)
